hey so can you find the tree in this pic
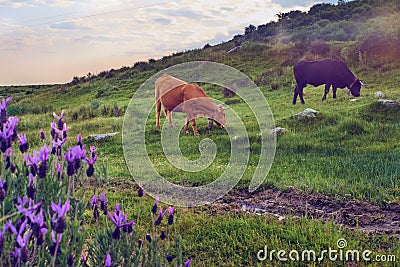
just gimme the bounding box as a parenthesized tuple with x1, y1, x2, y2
(244, 24, 256, 35)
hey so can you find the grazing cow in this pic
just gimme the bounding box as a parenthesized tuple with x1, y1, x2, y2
(292, 59, 364, 105)
(155, 74, 227, 136)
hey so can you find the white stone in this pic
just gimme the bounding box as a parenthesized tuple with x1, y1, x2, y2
(294, 108, 319, 119)
(375, 91, 385, 99)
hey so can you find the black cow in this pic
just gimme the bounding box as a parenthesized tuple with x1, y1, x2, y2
(292, 59, 363, 105)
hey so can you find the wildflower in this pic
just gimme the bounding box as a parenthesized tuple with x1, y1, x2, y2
(98, 191, 108, 215)
(0, 120, 14, 152)
(155, 207, 164, 226)
(39, 129, 46, 140)
(166, 254, 175, 263)
(30, 209, 48, 246)
(145, 234, 152, 243)
(7, 116, 19, 141)
(27, 174, 36, 200)
(0, 177, 7, 202)
(51, 198, 70, 234)
(137, 186, 144, 197)
(53, 110, 65, 131)
(65, 146, 86, 176)
(15, 195, 42, 218)
(38, 145, 50, 178)
(138, 239, 143, 249)
(107, 204, 135, 240)
(160, 228, 166, 240)
(18, 133, 29, 153)
(185, 259, 192, 267)
(68, 253, 75, 267)
(0, 96, 12, 123)
(51, 137, 66, 156)
(105, 253, 112, 267)
(85, 151, 97, 177)
(151, 196, 159, 214)
(77, 134, 82, 148)
(90, 194, 99, 220)
(81, 254, 89, 267)
(24, 151, 41, 176)
(50, 230, 62, 256)
(168, 207, 174, 225)
(56, 163, 63, 180)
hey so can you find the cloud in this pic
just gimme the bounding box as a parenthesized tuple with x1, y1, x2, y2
(50, 21, 80, 29)
(152, 17, 172, 25)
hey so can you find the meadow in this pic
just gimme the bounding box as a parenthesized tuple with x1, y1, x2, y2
(1, 0, 400, 266)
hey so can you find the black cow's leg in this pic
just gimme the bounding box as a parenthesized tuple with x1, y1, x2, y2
(333, 86, 337, 99)
(292, 85, 299, 105)
(299, 87, 305, 105)
(207, 119, 213, 130)
(322, 84, 330, 101)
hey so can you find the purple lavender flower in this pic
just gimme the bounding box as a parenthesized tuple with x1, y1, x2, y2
(24, 151, 41, 176)
(65, 145, 86, 176)
(38, 145, 50, 178)
(0, 177, 7, 202)
(53, 110, 65, 131)
(90, 194, 99, 220)
(151, 196, 159, 214)
(77, 134, 82, 148)
(0, 120, 15, 152)
(51, 198, 70, 233)
(51, 137, 66, 156)
(168, 207, 174, 225)
(27, 174, 36, 200)
(30, 209, 48, 246)
(155, 207, 164, 226)
(40, 129, 46, 140)
(18, 133, 29, 153)
(145, 234, 152, 243)
(185, 259, 192, 267)
(138, 186, 144, 198)
(98, 191, 108, 215)
(107, 204, 135, 240)
(50, 230, 62, 256)
(166, 254, 176, 263)
(85, 152, 97, 177)
(160, 228, 166, 240)
(0, 96, 12, 123)
(81, 254, 89, 267)
(7, 116, 19, 141)
(68, 253, 75, 267)
(138, 239, 143, 249)
(15, 195, 43, 219)
(105, 253, 112, 267)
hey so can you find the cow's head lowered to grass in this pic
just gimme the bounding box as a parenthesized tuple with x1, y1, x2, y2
(209, 104, 228, 129)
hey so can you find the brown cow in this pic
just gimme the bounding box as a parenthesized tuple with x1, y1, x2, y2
(155, 73, 227, 136)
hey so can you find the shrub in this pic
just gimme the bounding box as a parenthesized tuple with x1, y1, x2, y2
(0, 96, 191, 267)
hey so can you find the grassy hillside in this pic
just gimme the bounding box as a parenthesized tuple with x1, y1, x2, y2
(1, 0, 399, 265)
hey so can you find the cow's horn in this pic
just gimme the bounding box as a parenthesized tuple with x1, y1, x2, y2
(360, 80, 368, 86)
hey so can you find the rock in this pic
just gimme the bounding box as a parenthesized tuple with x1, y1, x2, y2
(270, 127, 287, 136)
(378, 99, 400, 108)
(87, 132, 119, 141)
(375, 91, 385, 99)
(294, 108, 319, 119)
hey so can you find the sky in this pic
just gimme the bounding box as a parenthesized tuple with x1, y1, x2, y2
(0, 0, 337, 85)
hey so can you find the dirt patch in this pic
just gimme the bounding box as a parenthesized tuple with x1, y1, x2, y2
(214, 187, 400, 236)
